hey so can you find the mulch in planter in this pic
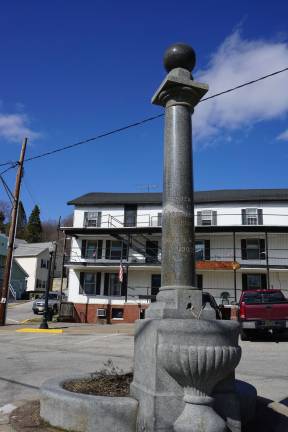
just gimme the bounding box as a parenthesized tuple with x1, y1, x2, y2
(63, 373, 133, 397)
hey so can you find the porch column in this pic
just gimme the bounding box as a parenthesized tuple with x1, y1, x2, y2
(233, 231, 237, 302)
(265, 231, 270, 289)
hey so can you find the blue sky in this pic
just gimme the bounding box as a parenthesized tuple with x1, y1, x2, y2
(0, 0, 288, 221)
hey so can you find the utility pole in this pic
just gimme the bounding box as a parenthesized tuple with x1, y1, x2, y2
(0, 137, 28, 326)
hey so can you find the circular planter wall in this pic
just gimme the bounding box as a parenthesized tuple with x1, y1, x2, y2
(40, 375, 138, 432)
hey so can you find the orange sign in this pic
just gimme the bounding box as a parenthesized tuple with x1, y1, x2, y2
(196, 261, 240, 270)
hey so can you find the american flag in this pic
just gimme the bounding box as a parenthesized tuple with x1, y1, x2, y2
(118, 263, 124, 283)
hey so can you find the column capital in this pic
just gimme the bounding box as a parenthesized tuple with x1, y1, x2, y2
(152, 67, 208, 108)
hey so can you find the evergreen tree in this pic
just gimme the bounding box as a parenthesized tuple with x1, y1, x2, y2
(16, 201, 27, 239)
(0, 211, 5, 233)
(26, 205, 42, 243)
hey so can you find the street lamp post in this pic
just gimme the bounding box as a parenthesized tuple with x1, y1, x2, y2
(40, 242, 56, 330)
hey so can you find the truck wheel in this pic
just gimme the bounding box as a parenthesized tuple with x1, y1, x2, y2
(53, 305, 58, 315)
(33, 310, 38, 315)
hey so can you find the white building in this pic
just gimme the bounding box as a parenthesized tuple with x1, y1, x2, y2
(14, 242, 53, 293)
(63, 190, 288, 324)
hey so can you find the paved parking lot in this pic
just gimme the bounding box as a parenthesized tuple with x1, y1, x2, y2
(0, 325, 287, 409)
(0, 330, 134, 407)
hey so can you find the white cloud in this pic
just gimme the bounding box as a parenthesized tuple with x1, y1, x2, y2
(193, 31, 288, 142)
(277, 129, 288, 141)
(0, 112, 40, 143)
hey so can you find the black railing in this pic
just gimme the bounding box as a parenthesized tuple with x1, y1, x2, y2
(80, 211, 288, 229)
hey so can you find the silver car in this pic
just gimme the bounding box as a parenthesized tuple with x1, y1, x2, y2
(32, 292, 61, 315)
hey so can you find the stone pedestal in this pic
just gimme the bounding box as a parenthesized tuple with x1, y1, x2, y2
(131, 319, 241, 432)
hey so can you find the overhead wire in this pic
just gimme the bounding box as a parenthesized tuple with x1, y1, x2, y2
(0, 66, 286, 170)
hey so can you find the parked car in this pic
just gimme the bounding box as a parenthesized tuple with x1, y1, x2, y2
(32, 292, 63, 315)
(239, 289, 288, 340)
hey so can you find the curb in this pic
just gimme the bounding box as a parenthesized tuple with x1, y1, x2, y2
(16, 328, 63, 334)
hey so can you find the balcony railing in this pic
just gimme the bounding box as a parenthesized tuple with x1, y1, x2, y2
(81, 212, 288, 229)
(64, 246, 288, 267)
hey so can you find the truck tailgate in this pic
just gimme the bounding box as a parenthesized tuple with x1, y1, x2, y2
(244, 303, 288, 320)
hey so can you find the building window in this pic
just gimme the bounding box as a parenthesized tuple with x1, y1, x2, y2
(197, 210, 217, 226)
(81, 240, 103, 259)
(84, 211, 102, 227)
(36, 279, 46, 289)
(79, 272, 101, 295)
(242, 273, 267, 290)
(195, 240, 210, 260)
(104, 273, 122, 296)
(241, 239, 265, 260)
(124, 205, 137, 227)
(112, 308, 124, 319)
(105, 240, 128, 260)
(242, 208, 263, 225)
(40, 259, 49, 269)
(145, 241, 159, 263)
(150, 213, 162, 227)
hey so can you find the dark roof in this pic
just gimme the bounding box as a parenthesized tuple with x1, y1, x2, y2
(67, 189, 288, 206)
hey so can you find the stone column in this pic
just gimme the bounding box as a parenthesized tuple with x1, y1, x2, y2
(147, 44, 208, 319)
(131, 45, 243, 432)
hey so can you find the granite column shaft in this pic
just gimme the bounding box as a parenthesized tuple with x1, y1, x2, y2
(162, 103, 196, 288)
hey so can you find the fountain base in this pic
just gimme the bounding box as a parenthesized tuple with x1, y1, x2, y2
(131, 318, 250, 432)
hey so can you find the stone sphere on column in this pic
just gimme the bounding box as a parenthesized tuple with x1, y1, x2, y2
(163, 43, 196, 72)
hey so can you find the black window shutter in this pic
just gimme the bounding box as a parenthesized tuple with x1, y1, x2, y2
(212, 211, 217, 226)
(97, 240, 103, 259)
(197, 274, 203, 289)
(96, 273, 101, 295)
(81, 240, 87, 258)
(257, 209, 263, 225)
(197, 211, 202, 226)
(104, 273, 109, 295)
(261, 274, 267, 289)
(84, 212, 88, 227)
(242, 274, 248, 291)
(241, 239, 247, 260)
(242, 209, 247, 225)
(122, 241, 128, 260)
(204, 240, 210, 260)
(97, 212, 102, 227)
(105, 240, 111, 259)
(260, 239, 265, 259)
(157, 212, 162, 226)
(79, 272, 84, 294)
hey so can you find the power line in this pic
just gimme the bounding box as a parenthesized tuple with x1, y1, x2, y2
(0, 164, 18, 176)
(0, 66, 287, 169)
(0, 175, 14, 204)
(200, 66, 288, 102)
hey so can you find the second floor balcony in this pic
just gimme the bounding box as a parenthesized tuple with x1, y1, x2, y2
(76, 208, 288, 230)
(64, 242, 288, 269)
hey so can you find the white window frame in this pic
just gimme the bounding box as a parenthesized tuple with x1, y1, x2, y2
(85, 212, 101, 227)
(201, 210, 213, 226)
(246, 208, 258, 225)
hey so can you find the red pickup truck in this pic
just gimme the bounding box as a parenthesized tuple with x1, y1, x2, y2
(239, 289, 288, 340)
